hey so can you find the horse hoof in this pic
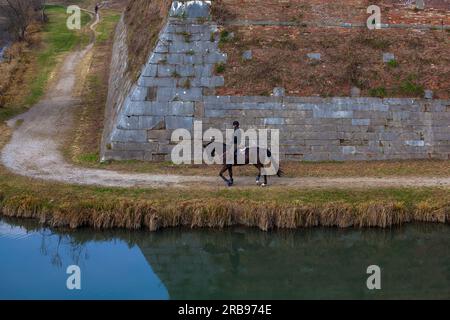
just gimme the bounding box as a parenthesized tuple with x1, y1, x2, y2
(261, 183, 267, 187)
(256, 180, 261, 185)
(227, 182, 233, 187)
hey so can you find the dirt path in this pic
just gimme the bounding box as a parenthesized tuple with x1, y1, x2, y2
(1, 13, 450, 190)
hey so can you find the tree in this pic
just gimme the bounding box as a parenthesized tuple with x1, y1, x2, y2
(0, 0, 46, 40)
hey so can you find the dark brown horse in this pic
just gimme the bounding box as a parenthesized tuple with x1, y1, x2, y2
(203, 141, 284, 187)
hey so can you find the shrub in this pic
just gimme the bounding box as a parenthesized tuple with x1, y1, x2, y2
(215, 63, 225, 74)
(369, 87, 387, 98)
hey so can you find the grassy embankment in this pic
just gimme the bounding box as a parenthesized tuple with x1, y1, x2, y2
(0, 2, 448, 231)
(0, 4, 91, 122)
(0, 152, 448, 231)
(1, 119, 449, 231)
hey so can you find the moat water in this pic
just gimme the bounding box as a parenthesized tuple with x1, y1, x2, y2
(0, 217, 448, 299)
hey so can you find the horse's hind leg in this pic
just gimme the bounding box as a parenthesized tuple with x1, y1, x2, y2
(228, 165, 234, 186)
(260, 174, 268, 187)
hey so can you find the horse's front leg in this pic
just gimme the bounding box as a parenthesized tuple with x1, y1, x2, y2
(254, 164, 261, 185)
(219, 165, 230, 185)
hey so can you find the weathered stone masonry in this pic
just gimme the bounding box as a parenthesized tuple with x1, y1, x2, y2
(101, 1, 450, 162)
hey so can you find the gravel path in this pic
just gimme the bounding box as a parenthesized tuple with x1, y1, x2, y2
(1, 13, 449, 190)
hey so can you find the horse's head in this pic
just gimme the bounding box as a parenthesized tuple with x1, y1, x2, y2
(203, 137, 221, 158)
(202, 136, 215, 149)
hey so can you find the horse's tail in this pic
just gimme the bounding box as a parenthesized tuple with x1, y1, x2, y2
(276, 167, 284, 177)
(265, 149, 283, 177)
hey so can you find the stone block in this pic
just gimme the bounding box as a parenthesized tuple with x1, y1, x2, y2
(175, 87, 203, 101)
(313, 108, 353, 119)
(350, 87, 361, 97)
(139, 77, 177, 87)
(183, 54, 203, 64)
(383, 52, 395, 63)
(242, 50, 252, 60)
(154, 41, 169, 53)
(118, 115, 139, 129)
(203, 95, 231, 103)
(169, 101, 195, 115)
(157, 87, 177, 102)
(130, 86, 148, 101)
(200, 76, 224, 88)
(167, 53, 184, 64)
(204, 52, 227, 64)
(194, 102, 204, 118)
(149, 53, 168, 64)
(157, 65, 176, 77)
(165, 116, 194, 130)
(176, 65, 195, 77)
(111, 129, 148, 143)
(169, 42, 193, 54)
(148, 129, 172, 142)
(273, 87, 285, 97)
(126, 101, 168, 116)
(352, 119, 370, 126)
(405, 140, 425, 147)
(111, 142, 158, 152)
(142, 64, 157, 77)
(139, 116, 165, 129)
(194, 64, 213, 78)
(307, 53, 321, 60)
(342, 146, 357, 154)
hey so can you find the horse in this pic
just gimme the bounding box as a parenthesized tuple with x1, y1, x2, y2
(203, 140, 284, 187)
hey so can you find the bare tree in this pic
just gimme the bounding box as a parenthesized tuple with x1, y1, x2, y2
(0, 0, 46, 40)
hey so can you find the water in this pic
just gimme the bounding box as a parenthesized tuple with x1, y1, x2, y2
(0, 41, 9, 63)
(0, 46, 6, 63)
(0, 217, 449, 300)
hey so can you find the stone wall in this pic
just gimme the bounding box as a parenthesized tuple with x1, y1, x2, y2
(100, 15, 134, 159)
(101, 1, 450, 162)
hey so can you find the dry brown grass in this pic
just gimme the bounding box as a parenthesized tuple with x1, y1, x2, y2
(211, 0, 450, 25)
(0, 24, 41, 112)
(124, 0, 172, 81)
(1, 193, 448, 231)
(216, 26, 450, 98)
(67, 11, 118, 163)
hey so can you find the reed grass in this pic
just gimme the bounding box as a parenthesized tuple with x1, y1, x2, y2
(0, 191, 448, 232)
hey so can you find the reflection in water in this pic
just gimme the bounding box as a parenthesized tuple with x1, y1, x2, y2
(0, 217, 449, 299)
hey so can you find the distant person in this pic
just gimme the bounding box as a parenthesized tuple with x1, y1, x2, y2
(95, 3, 99, 16)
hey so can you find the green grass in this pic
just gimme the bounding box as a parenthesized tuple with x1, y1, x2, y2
(24, 5, 91, 107)
(219, 30, 230, 44)
(399, 79, 424, 96)
(0, 5, 91, 122)
(95, 12, 121, 43)
(215, 63, 226, 73)
(387, 59, 399, 68)
(77, 152, 99, 164)
(368, 87, 387, 98)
